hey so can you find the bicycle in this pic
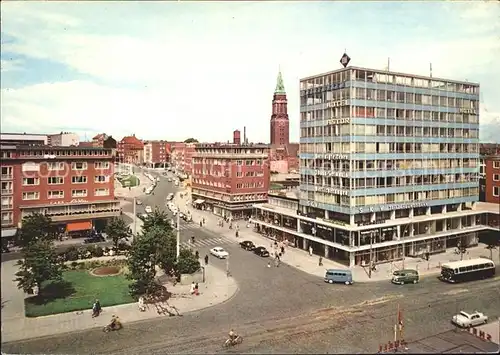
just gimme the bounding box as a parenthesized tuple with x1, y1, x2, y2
(223, 335, 243, 348)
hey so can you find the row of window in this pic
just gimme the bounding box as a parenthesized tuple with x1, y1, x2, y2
(494, 161, 500, 169)
(18, 150, 111, 158)
(236, 182, 265, 189)
(300, 69, 478, 94)
(192, 159, 265, 166)
(194, 149, 266, 155)
(46, 162, 110, 170)
(300, 142, 479, 154)
(22, 188, 110, 200)
(302, 174, 479, 188)
(22, 175, 110, 186)
(302, 108, 478, 124)
(302, 89, 479, 109)
(300, 187, 479, 207)
(302, 158, 478, 170)
(302, 125, 479, 139)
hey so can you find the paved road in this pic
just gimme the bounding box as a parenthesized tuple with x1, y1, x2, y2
(3, 170, 500, 353)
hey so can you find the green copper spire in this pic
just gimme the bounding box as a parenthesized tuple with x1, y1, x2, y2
(275, 70, 285, 94)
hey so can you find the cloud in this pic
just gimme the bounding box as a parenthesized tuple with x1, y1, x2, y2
(1, 58, 24, 73)
(1, 1, 499, 142)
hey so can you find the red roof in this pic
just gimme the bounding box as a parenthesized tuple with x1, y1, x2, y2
(78, 141, 93, 147)
(93, 133, 106, 140)
(120, 135, 144, 148)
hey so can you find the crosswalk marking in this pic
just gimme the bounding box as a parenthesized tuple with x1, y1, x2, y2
(180, 236, 237, 249)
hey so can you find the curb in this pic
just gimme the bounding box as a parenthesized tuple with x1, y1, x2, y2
(1, 271, 240, 344)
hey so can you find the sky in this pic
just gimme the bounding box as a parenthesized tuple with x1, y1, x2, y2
(1, 1, 499, 143)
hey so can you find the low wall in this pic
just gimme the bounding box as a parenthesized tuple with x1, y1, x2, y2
(179, 268, 205, 285)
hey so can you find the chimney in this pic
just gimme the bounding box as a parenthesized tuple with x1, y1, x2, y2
(243, 126, 247, 145)
(233, 130, 241, 145)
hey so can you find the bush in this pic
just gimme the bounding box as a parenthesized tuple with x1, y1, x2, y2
(70, 261, 79, 270)
(93, 246, 104, 257)
(176, 248, 201, 274)
(65, 247, 79, 261)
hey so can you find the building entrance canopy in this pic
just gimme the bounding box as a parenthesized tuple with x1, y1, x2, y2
(194, 199, 205, 204)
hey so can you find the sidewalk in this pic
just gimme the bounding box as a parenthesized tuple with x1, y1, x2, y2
(173, 189, 495, 283)
(1, 259, 238, 343)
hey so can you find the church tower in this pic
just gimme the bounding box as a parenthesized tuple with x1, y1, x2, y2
(270, 70, 289, 146)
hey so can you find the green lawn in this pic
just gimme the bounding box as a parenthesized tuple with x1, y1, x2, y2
(117, 175, 140, 187)
(25, 270, 134, 317)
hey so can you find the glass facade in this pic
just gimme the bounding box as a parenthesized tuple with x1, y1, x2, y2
(299, 67, 480, 221)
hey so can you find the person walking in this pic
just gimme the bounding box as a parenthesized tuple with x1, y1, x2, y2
(309, 246, 313, 256)
(204, 254, 209, 265)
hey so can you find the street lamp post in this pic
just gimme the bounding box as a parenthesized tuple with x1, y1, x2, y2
(176, 212, 180, 259)
(133, 197, 137, 235)
(368, 231, 374, 279)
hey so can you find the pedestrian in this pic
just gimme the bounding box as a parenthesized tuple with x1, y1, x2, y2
(309, 246, 313, 256)
(195, 250, 199, 259)
(200, 220, 203, 227)
(204, 254, 209, 265)
(281, 246, 285, 255)
(190, 282, 195, 294)
(203, 218, 205, 225)
(319, 256, 323, 266)
(267, 261, 271, 268)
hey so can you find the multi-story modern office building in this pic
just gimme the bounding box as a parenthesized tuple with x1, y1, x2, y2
(1, 144, 120, 240)
(191, 139, 270, 220)
(252, 66, 499, 267)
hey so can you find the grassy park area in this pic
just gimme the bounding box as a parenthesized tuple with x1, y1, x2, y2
(117, 174, 140, 187)
(25, 270, 134, 317)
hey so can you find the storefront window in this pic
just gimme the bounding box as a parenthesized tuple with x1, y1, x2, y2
(316, 225, 334, 242)
(336, 229, 350, 246)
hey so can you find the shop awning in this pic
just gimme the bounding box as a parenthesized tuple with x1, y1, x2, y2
(194, 199, 205, 204)
(66, 221, 92, 232)
(1, 228, 17, 238)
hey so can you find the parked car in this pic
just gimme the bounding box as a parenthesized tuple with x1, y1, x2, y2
(210, 247, 229, 259)
(240, 240, 256, 251)
(136, 199, 143, 205)
(253, 246, 270, 257)
(167, 193, 174, 201)
(391, 269, 419, 285)
(83, 235, 105, 244)
(452, 311, 488, 328)
(167, 178, 173, 182)
(145, 205, 153, 214)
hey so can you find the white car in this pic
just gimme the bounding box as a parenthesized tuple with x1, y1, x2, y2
(144, 205, 153, 214)
(210, 247, 229, 259)
(452, 311, 488, 328)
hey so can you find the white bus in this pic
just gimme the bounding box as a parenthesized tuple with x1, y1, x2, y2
(440, 258, 496, 283)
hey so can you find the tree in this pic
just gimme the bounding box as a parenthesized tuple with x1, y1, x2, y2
(18, 213, 56, 248)
(105, 217, 131, 248)
(15, 240, 63, 296)
(142, 209, 172, 234)
(184, 138, 198, 143)
(126, 226, 176, 297)
(176, 248, 201, 274)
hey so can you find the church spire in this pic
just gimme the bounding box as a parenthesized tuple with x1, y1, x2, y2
(274, 70, 285, 94)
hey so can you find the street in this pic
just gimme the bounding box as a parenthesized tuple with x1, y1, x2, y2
(3, 170, 500, 354)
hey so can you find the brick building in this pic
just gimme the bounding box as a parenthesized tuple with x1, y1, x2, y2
(170, 142, 195, 177)
(117, 135, 144, 164)
(143, 140, 171, 168)
(191, 142, 270, 219)
(269, 71, 300, 173)
(483, 154, 500, 204)
(1, 145, 120, 239)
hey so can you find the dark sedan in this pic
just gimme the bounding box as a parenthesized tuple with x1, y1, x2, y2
(240, 240, 256, 251)
(253, 246, 270, 257)
(83, 235, 105, 244)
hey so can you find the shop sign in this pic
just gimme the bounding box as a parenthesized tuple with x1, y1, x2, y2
(326, 100, 347, 108)
(358, 202, 429, 213)
(322, 218, 347, 227)
(71, 199, 87, 204)
(313, 153, 348, 160)
(314, 186, 349, 196)
(459, 108, 477, 115)
(326, 118, 350, 125)
(303, 200, 318, 208)
(312, 169, 348, 178)
(50, 200, 66, 205)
